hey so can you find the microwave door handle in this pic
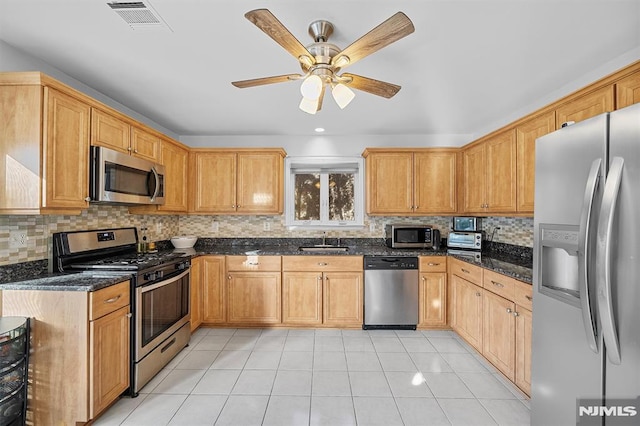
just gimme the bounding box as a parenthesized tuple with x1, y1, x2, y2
(596, 157, 624, 365)
(149, 166, 160, 202)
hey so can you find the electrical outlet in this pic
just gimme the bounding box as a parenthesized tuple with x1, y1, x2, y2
(369, 222, 375, 233)
(9, 231, 27, 249)
(155, 223, 162, 233)
(211, 221, 219, 232)
(263, 221, 271, 231)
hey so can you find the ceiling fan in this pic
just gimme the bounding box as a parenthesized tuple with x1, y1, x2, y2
(231, 9, 415, 114)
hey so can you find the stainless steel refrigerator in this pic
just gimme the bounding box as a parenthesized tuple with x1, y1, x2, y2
(531, 102, 640, 425)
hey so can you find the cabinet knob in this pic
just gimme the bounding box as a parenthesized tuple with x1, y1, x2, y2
(318, 275, 323, 280)
(104, 295, 121, 304)
(525, 295, 533, 301)
(476, 292, 481, 297)
(428, 262, 440, 266)
(506, 308, 513, 314)
(491, 280, 504, 288)
(127, 146, 132, 152)
(421, 276, 425, 282)
(513, 311, 520, 317)
(461, 268, 470, 274)
(126, 313, 133, 318)
(227, 275, 232, 280)
(317, 262, 328, 266)
(134, 149, 138, 153)
(84, 196, 91, 202)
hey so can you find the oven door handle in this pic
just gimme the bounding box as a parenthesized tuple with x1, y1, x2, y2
(139, 269, 189, 293)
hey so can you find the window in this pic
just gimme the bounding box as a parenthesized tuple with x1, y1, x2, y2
(285, 157, 364, 228)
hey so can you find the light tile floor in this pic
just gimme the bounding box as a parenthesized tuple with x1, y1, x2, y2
(94, 328, 530, 426)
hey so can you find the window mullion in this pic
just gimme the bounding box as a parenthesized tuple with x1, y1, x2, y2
(320, 173, 329, 223)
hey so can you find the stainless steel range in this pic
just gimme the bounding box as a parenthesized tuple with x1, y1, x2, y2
(52, 227, 191, 396)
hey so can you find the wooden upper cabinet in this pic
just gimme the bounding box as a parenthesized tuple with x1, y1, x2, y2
(43, 87, 91, 211)
(461, 143, 486, 213)
(159, 140, 188, 212)
(414, 150, 457, 214)
(364, 151, 413, 214)
(363, 149, 457, 215)
(237, 151, 284, 214)
(91, 108, 130, 152)
(516, 112, 555, 213)
(91, 109, 159, 161)
(461, 130, 516, 214)
(189, 149, 285, 214)
(556, 85, 614, 128)
(616, 70, 640, 109)
(130, 127, 160, 162)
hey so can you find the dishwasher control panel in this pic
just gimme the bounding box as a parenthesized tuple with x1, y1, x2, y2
(364, 256, 419, 270)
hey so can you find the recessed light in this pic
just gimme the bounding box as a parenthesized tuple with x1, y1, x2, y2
(315, 127, 325, 133)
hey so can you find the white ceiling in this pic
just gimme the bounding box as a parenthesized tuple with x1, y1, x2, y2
(1, 0, 639, 138)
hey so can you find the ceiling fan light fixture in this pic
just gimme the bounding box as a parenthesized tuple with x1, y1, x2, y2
(331, 83, 355, 109)
(299, 96, 319, 114)
(300, 74, 323, 100)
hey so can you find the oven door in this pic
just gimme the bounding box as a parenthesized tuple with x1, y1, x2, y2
(135, 269, 190, 361)
(91, 146, 165, 205)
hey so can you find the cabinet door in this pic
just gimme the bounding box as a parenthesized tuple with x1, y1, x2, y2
(227, 272, 281, 324)
(556, 85, 614, 127)
(131, 127, 160, 162)
(485, 130, 517, 213)
(414, 151, 457, 214)
(616, 71, 640, 109)
(159, 141, 188, 212)
(190, 151, 236, 213)
(515, 306, 533, 396)
(90, 305, 130, 417)
(202, 256, 226, 324)
(190, 257, 203, 331)
(43, 87, 90, 209)
(365, 152, 413, 214)
(282, 272, 323, 325)
(323, 272, 363, 326)
(451, 274, 483, 351)
(461, 144, 486, 213)
(90, 108, 130, 153)
(419, 272, 446, 326)
(516, 112, 555, 213)
(482, 290, 516, 381)
(237, 152, 283, 214)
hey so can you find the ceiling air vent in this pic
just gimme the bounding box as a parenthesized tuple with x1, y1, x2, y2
(108, 1, 171, 30)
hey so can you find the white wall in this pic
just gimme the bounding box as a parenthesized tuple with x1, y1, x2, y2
(0, 40, 179, 139)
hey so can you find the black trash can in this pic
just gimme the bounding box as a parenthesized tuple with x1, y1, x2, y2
(0, 317, 30, 426)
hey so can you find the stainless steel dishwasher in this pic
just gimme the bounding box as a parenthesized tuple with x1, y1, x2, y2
(363, 256, 419, 330)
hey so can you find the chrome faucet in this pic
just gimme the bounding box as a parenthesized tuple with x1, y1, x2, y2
(322, 231, 327, 246)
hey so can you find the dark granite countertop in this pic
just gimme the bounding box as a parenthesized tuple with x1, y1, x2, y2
(0, 238, 532, 290)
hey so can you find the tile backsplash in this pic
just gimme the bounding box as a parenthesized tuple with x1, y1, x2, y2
(0, 207, 533, 267)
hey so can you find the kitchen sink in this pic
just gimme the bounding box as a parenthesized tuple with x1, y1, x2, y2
(298, 245, 349, 253)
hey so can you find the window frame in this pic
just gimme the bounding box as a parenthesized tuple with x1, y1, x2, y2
(285, 156, 365, 229)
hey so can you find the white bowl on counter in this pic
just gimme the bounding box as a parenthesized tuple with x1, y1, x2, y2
(170, 236, 198, 248)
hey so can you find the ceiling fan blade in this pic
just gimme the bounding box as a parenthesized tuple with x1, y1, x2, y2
(332, 12, 414, 68)
(245, 9, 315, 65)
(232, 74, 302, 88)
(342, 73, 401, 98)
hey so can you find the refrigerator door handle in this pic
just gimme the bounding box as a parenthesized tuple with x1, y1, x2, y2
(578, 158, 601, 353)
(596, 156, 624, 365)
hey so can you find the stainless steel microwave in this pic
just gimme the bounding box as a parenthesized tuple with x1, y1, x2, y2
(452, 216, 482, 232)
(90, 146, 165, 205)
(385, 224, 437, 248)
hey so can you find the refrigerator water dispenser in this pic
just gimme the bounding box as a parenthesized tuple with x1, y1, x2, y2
(538, 224, 581, 306)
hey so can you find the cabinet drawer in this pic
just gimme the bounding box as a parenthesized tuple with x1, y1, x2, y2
(90, 281, 130, 320)
(419, 256, 447, 272)
(514, 280, 533, 311)
(483, 269, 516, 302)
(226, 255, 281, 271)
(449, 257, 482, 285)
(282, 256, 363, 272)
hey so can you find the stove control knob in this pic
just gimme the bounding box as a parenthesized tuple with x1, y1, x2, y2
(157, 270, 164, 279)
(144, 272, 156, 281)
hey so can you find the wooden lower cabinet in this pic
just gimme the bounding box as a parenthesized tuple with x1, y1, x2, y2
(282, 272, 323, 325)
(227, 271, 281, 324)
(281, 256, 363, 327)
(482, 290, 516, 381)
(515, 306, 533, 395)
(323, 271, 363, 326)
(202, 256, 226, 324)
(190, 257, 203, 330)
(419, 256, 448, 327)
(2, 281, 130, 424)
(451, 274, 484, 351)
